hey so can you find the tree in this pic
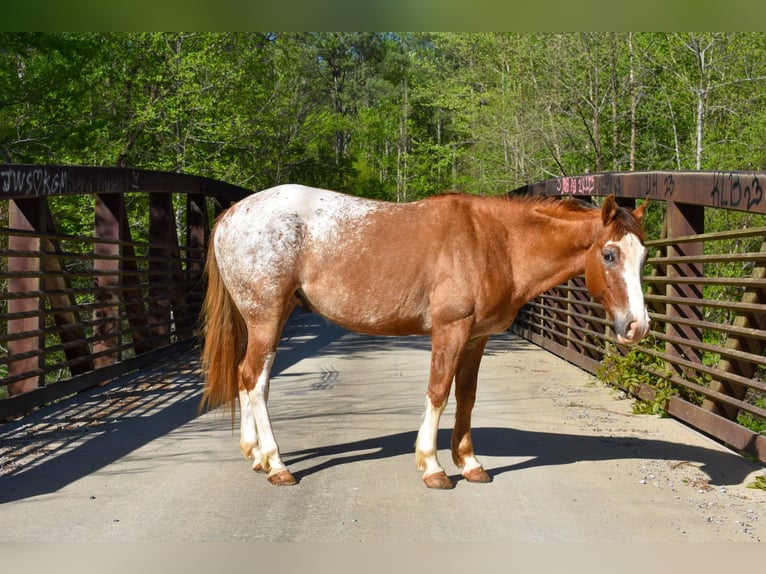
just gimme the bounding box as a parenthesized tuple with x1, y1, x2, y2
(0, 33, 97, 164)
(636, 33, 766, 171)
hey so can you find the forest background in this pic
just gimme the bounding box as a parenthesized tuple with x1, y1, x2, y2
(4, 32, 766, 200)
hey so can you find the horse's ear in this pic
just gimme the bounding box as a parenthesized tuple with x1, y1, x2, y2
(601, 194, 618, 225)
(632, 200, 648, 223)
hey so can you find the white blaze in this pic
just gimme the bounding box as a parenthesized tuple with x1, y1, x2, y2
(609, 233, 649, 335)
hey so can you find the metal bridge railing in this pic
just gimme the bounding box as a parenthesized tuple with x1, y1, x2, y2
(512, 170, 766, 465)
(3, 165, 765, 468)
(1, 164, 251, 419)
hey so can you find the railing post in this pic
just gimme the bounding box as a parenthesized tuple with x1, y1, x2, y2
(185, 192, 208, 319)
(7, 198, 45, 394)
(213, 197, 231, 218)
(665, 200, 704, 375)
(148, 192, 186, 346)
(186, 193, 207, 273)
(94, 193, 124, 368)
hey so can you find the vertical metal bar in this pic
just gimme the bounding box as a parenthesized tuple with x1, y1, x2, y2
(186, 192, 208, 317)
(148, 193, 173, 347)
(213, 197, 230, 218)
(7, 198, 45, 394)
(186, 193, 208, 273)
(94, 193, 123, 368)
(148, 192, 186, 346)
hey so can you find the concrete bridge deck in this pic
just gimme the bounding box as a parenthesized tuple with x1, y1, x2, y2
(1, 312, 763, 542)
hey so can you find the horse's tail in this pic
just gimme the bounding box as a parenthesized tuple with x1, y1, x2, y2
(199, 225, 245, 415)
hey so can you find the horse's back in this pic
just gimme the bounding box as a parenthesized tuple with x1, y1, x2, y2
(212, 185, 506, 334)
(244, 183, 382, 218)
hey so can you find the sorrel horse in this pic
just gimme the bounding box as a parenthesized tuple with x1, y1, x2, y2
(201, 184, 649, 489)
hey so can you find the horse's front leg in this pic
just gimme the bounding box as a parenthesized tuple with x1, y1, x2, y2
(416, 322, 471, 489)
(451, 336, 492, 483)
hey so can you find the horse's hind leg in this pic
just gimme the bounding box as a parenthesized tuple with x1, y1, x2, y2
(239, 387, 261, 466)
(239, 301, 297, 485)
(451, 336, 492, 483)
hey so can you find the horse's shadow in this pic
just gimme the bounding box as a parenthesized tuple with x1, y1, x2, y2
(285, 427, 756, 487)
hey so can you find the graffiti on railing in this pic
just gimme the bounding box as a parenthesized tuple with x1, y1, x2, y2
(554, 171, 677, 200)
(1, 167, 69, 195)
(663, 173, 675, 197)
(710, 171, 764, 210)
(637, 172, 675, 199)
(1, 166, 141, 197)
(555, 174, 595, 195)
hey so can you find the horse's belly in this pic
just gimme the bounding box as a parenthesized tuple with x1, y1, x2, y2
(300, 284, 432, 336)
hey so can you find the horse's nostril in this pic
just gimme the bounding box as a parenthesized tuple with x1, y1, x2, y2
(615, 315, 634, 339)
(623, 318, 649, 343)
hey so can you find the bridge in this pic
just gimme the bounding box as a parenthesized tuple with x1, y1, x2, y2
(1, 165, 765, 541)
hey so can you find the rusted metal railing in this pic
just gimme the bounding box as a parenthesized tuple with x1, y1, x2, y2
(4, 165, 766, 468)
(1, 164, 251, 419)
(512, 170, 766, 465)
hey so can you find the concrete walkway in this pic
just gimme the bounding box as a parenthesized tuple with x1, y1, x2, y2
(1, 312, 764, 542)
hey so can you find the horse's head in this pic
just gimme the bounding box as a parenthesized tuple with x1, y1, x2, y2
(585, 195, 649, 345)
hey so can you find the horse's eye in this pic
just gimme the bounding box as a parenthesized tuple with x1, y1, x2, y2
(602, 249, 617, 264)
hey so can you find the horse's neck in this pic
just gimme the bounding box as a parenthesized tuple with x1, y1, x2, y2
(508, 207, 600, 301)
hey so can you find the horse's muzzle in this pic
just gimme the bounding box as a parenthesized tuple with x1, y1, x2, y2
(615, 310, 650, 345)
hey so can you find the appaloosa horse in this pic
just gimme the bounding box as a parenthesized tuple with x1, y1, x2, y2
(201, 184, 649, 489)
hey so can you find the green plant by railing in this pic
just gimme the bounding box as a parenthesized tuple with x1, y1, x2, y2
(739, 396, 766, 436)
(597, 337, 676, 416)
(597, 337, 766, 438)
(597, 337, 706, 415)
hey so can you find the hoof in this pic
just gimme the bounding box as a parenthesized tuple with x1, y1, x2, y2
(252, 462, 267, 474)
(423, 471, 455, 490)
(463, 467, 492, 483)
(268, 469, 298, 486)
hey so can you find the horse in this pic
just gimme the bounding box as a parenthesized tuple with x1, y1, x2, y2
(200, 184, 649, 489)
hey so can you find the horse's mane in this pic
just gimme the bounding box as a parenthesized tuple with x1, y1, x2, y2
(504, 193, 595, 215)
(505, 193, 644, 241)
(610, 203, 645, 241)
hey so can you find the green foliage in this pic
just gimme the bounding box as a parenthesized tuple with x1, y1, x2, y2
(597, 339, 766, 427)
(4, 32, 766, 195)
(738, 396, 766, 436)
(597, 339, 676, 415)
(746, 474, 766, 491)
